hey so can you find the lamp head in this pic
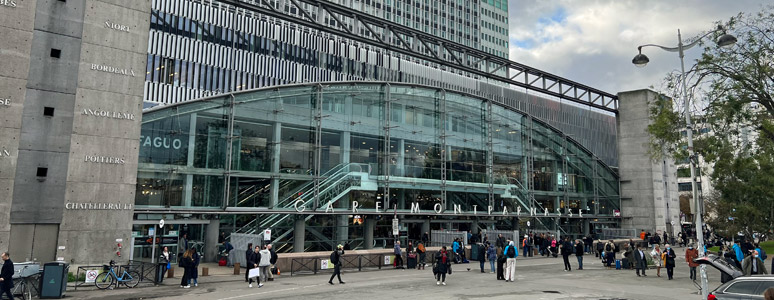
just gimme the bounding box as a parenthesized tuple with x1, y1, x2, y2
(716, 25, 737, 49)
(632, 48, 649, 68)
(717, 33, 737, 49)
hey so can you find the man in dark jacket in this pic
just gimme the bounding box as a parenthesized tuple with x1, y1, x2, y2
(477, 243, 486, 273)
(329, 244, 345, 285)
(244, 243, 253, 282)
(633, 244, 648, 276)
(561, 237, 573, 271)
(495, 234, 505, 256)
(247, 246, 261, 287)
(574, 239, 584, 270)
(0, 252, 13, 300)
(267, 244, 278, 281)
(664, 244, 677, 280)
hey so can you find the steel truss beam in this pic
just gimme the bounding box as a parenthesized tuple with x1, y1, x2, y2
(216, 0, 619, 113)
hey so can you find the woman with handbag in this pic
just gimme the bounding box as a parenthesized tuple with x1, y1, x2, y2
(650, 244, 662, 277)
(433, 246, 451, 286)
(179, 249, 194, 288)
(160, 246, 171, 279)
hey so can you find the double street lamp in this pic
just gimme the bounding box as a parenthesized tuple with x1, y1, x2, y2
(632, 25, 736, 299)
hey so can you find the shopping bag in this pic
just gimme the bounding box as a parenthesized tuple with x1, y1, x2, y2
(248, 267, 261, 279)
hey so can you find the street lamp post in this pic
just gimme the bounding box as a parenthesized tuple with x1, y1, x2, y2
(633, 25, 736, 300)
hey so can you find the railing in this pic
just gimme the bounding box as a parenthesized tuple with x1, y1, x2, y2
(73, 261, 160, 291)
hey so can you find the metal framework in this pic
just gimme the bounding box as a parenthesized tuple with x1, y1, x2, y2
(217, 0, 619, 113)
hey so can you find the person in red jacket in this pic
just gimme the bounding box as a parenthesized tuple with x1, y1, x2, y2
(685, 244, 699, 281)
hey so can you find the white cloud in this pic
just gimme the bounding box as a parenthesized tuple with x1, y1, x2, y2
(507, 0, 769, 94)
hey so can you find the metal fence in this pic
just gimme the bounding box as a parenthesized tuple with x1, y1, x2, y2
(73, 261, 160, 291)
(430, 230, 467, 248)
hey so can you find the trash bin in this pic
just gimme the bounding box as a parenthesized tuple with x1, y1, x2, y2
(470, 244, 480, 261)
(40, 262, 68, 299)
(155, 263, 166, 284)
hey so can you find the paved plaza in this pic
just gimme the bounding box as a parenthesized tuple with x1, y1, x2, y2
(68, 247, 724, 300)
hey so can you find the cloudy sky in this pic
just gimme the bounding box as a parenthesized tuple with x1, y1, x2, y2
(507, 0, 769, 94)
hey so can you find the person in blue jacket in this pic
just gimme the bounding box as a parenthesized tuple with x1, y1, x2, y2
(732, 242, 744, 263)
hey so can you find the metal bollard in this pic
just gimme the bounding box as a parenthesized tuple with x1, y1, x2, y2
(167, 267, 174, 278)
(234, 263, 240, 275)
(202, 267, 209, 276)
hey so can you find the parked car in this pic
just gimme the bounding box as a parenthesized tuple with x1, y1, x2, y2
(694, 254, 774, 299)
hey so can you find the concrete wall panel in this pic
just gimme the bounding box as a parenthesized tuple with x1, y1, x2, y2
(66, 134, 139, 184)
(82, 0, 150, 52)
(11, 149, 68, 223)
(91, 0, 152, 14)
(0, 78, 27, 128)
(0, 28, 33, 79)
(18, 90, 75, 152)
(0, 128, 20, 179)
(33, 0, 86, 37)
(26, 30, 83, 93)
(0, 0, 37, 31)
(77, 43, 147, 96)
(71, 88, 142, 139)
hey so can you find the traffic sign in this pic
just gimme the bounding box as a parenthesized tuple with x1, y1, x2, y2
(392, 218, 399, 235)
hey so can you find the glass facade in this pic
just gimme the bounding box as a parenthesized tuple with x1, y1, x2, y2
(137, 82, 620, 252)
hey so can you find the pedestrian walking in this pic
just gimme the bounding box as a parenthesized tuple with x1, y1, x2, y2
(504, 241, 518, 282)
(189, 247, 199, 287)
(258, 246, 271, 286)
(584, 236, 593, 254)
(417, 242, 427, 270)
(179, 249, 194, 288)
(560, 237, 573, 271)
(755, 243, 768, 262)
(247, 245, 261, 288)
(522, 235, 531, 257)
(394, 241, 404, 269)
(244, 243, 253, 283)
(742, 250, 768, 276)
(486, 242, 496, 273)
(633, 244, 648, 277)
(664, 244, 676, 280)
(575, 239, 584, 270)
(267, 244, 278, 281)
(433, 246, 451, 286)
(496, 251, 506, 280)
(328, 244, 345, 285)
(0, 252, 13, 300)
(685, 244, 699, 280)
(422, 232, 429, 247)
(651, 244, 663, 277)
(160, 246, 170, 279)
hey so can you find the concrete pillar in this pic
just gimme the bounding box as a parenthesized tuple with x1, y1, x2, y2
(398, 189, 406, 210)
(472, 218, 480, 234)
(270, 122, 282, 207)
(184, 113, 197, 207)
(421, 219, 430, 236)
(294, 217, 305, 253)
(205, 219, 220, 263)
(364, 218, 375, 249)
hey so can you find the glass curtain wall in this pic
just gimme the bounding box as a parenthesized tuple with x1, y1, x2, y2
(137, 82, 621, 250)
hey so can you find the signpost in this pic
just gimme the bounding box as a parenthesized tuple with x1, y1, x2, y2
(392, 218, 399, 236)
(151, 219, 164, 263)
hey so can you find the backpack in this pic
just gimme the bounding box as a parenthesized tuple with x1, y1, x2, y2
(506, 246, 516, 258)
(330, 251, 339, 265)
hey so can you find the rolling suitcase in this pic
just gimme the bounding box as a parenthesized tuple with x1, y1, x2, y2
(615, 259, 622, 270)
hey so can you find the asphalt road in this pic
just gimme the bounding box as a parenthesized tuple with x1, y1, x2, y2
(68, 248, 727, 300)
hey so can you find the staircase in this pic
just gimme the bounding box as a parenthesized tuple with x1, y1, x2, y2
(497, 175, 568, 236)
(231, 163, 376, 242)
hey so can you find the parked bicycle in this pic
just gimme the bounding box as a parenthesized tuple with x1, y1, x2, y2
(94, 260, 140, 289)
(10, 265, 42, 300)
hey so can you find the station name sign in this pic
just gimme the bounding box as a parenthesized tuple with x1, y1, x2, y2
(91, 64, 136, 77)
(82, 108, 135, 120)
(295, 200, 593, 218)
(140, 135, 183, 149)
(66, 202, 133, 210)
(105, 21, 130, 33)
(1, 98, 9, 106)
(0, 149, 11, 157)
(0, 0, 17, 8)
(84, 155, 126, 164)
